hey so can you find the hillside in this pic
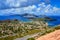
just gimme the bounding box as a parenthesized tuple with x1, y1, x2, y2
(36, 30, 60, 40)
(0, 19, 49, 40)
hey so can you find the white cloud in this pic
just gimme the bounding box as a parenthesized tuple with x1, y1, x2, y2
(0, 0, 41, 8)
(6, 0, 27, 7)
(0, 2, 60, 16)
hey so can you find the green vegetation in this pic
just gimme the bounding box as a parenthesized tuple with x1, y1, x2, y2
(54, 26, 60, 30)
(0, 19, 46, 40)
(0, 29, 40, 40)
(27, 38, 35, 40)
(0, 19, 60, 40)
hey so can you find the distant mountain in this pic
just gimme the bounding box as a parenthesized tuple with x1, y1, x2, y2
(20, 13, 39, 19)
(0, 13, 56, 21)
(0, 13, 39, 21)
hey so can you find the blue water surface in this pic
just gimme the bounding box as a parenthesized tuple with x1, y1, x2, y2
(0, 15, 60, 26)
(47, 16, 60, 26)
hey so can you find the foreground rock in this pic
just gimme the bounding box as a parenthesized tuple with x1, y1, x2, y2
(36, 30, 60, 40)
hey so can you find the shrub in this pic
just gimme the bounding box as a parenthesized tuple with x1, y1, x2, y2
(54, 26, 60, 30)
(27, 38, 35, 40)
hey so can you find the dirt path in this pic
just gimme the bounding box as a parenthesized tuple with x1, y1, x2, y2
(36, 30, 60, 40)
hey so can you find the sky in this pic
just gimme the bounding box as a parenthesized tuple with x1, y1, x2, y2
(0, 0, 60, 16)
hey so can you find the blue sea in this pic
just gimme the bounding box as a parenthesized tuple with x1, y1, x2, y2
(47, 16, 60, 26)
(0, 15, 60, 26)
(0, 15, 30, 22)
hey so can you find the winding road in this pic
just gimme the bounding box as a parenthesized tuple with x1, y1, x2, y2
(14, 33, 39, 40)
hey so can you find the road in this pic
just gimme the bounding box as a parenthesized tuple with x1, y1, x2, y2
(14, 33, 39, 40)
